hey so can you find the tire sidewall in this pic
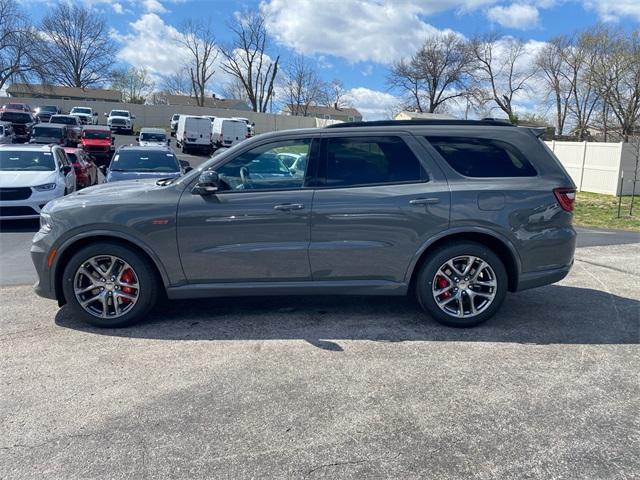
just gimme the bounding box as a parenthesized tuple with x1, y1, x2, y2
(416, 241, 508, 328)
(61, 242, 158, 328)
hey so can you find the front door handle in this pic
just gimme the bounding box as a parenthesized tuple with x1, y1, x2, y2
(409, 197, 440, 205)
(273, 203, 305, 211)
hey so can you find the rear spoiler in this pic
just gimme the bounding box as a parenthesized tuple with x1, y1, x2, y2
(524, 127, 548, 139)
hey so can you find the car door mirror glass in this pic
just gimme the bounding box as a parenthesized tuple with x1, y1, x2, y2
(193, 170, 219, 195)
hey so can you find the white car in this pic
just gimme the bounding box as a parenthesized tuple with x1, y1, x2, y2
(137, 128, 169, 147)
(105, 110, 135, 134)
(211, 117, 247, 149)
(169, 114, 180, 136)
(69, 106, 98, 125)
(176, 115, 212, 154)
(0, 144, 76, 220)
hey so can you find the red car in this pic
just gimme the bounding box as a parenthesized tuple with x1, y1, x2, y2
(63, 147, 98, 189)
(80, 125, 114, 167)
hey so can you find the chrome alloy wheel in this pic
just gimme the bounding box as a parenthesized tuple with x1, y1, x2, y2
(431, 255, 497, 318)
(73, 255, 140, 319)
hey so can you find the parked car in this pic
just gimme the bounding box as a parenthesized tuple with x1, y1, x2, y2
(80, 125, 114, 167)
(104, 146, 188, 183)
(63, 147, 98, 189)
(0, 143, 75, 220)
(29, 124, 73, 146)
(0, 121, 15, 144)
(137, 128, 169, 147)
(49, 115, 82, 146)
(232, 117, 255, 137)
(176, 115, 211, 154)
(31, 119, 577, 328)
(69, 106, 98, 125)
(276, 152, 307, 178)
(35, 105, 62, 123)
(170, 114, 180, 136)
(211, 117, 247, 149)
(105, 109, 135, 134)
(0, 110, 37, 143)
(1, 103, 33, 113)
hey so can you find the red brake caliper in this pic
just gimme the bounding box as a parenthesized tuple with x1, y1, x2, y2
(119, 269, 136, 304)
(436, 276, 451, 299)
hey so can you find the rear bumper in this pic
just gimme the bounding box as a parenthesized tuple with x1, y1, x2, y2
(516, 262, 573, 292)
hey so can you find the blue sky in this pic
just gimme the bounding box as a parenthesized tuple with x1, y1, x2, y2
(20, 0, 640, 119)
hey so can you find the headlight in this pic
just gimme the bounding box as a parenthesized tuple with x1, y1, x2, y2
(33, 183, 57, 191)
(39, 213, 53, 234)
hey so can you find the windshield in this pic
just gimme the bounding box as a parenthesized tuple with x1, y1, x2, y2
(39, 106, 58, 113)
(0, 151, 56, 171)
(71, 108, 91, 115)
(110, 150, 179, 172)
(0, 112, 31, 123)
(110, 111, 129, 117)
(172, 114, 180, 120)
(83, 130, 110, 139)
(3, 104, 25, 110)
(50, 116, 76, 125)
(33, 126, 63, 137)
(140, 132, 166, 142)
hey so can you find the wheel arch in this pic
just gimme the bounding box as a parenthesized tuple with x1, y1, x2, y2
(407, 229, 521, 293)
(52, 232, 169, 305)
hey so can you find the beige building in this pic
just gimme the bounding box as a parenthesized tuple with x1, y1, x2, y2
(7, 83, 122, 102)
(394, 111, 455, 121)
(283, 104, 362, 122)
(164, 94, 251, 111)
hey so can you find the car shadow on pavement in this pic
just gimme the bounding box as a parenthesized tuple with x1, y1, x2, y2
(54, 284, 640, 349)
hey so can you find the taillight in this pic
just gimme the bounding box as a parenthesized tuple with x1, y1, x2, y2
(553, 187, 576, 212)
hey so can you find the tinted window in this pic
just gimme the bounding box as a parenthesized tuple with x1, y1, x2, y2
(0, 112, 31, 123)
(50, 116, 77, 125)
(71, 108, 91, 114)
(83, 130, 109, 139)
(216, 139, 311, 191)
(110, 150, 179, 173)
(323, 136, 424, 187)
(426, 137, 536, 178)
(33, 126, 63, 137)
(110, 111, 129, 117)
(140, 132, 166, 142)
(0, 151, 56, 171)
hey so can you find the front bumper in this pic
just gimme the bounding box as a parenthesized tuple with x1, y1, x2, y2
(31, 234, 57, 300)
(0, 188, 62, 220)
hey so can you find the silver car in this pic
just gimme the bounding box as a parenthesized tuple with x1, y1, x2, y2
(0, 121, 14, 144)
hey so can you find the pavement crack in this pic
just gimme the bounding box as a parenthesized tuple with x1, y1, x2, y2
(574, 258, 637, 276)
(304, 459, 368, 478)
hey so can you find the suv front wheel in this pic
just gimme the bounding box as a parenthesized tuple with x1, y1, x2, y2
(416, 241, 507, 328)
(61, 242, 159, 327)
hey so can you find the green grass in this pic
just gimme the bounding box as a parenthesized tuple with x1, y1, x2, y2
(574, 192, 640, 232)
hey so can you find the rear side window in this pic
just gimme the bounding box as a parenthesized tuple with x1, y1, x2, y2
(323, 136, 425, 187)
(426, 136, 536, 177)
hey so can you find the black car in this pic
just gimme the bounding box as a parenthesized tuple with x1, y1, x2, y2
(0, 110, 37, 143)
(29, 124, 73, 146)
(36, 105, 62, 123)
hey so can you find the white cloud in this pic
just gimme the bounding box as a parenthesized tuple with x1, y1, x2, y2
(344, 87, 402, 120)
(486, 3, 539, 30)
(112, 3, 124, 14)
(142, 0, 168, 13)
(261, 0, 493, 64)
(582, 0, 640, 22)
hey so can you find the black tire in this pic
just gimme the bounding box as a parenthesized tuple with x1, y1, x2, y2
(415, 241, 508, 328)
(61, 242, 159, 328)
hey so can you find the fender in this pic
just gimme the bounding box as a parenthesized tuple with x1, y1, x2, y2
(403, 226, 523, 284)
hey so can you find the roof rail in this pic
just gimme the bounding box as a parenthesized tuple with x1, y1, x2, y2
(326, 119, 515, 129)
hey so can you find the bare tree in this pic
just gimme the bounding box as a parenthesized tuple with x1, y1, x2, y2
(589, 27, 640, 142)
(387, 32, 473, 114)
(162, 69, 193, 96)
(469, 33, 539, 124)
(220, 10, 279, 113)
(176, 19, 218, 107)
(281, 55, 326, 116)
(35, 2, 115, 88)
(324, 79, 351, 109)
(222, 77, 251, 103)
(536, 36, 572, 136)
(110, 67, 154, 104)
(0, 0, 40, 91)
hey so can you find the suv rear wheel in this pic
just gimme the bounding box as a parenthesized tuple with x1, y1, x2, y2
(416, 241, 507, 327)
(61, 242, 159, 327)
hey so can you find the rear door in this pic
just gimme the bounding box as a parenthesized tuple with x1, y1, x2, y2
(309, 133, 450, 283)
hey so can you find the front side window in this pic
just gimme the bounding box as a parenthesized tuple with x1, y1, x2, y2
(215, 139, 312, 191)
(323, 136, 425, 187)
(0, 151, 56, 171)
(426, 136, 537, 178)
(110, 150, 179, 173)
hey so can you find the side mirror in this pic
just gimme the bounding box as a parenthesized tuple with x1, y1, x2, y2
(131, 115, 136, 119)
(193, 171, 219, 195)
(135, 137, 139, 142)
(184, 166, 193, 173)
(103, 112, 108, 117)
(93, 112, 98, 116)
(61, 165, 72, 175)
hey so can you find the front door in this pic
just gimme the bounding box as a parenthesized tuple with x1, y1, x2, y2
(309, 134, 450, 283)
(177, 137, 318, 283)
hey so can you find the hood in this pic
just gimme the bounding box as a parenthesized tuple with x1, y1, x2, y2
(0, 170, 57, 188)
(106, 170, 181, 183)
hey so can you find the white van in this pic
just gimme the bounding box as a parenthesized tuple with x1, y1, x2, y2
(176, 115, 212, 154)
(211, 118, 247, 149)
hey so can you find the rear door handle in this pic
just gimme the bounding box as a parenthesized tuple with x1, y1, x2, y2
(273, 203, 305, 211)
(409, 198, 440, 205)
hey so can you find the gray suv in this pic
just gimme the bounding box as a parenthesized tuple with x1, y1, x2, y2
(31, 120, 577, 328)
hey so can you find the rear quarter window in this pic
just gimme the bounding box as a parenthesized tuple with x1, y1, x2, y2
(426, 136, 536, 178)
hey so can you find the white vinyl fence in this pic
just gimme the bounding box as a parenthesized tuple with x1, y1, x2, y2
(545, 141, 639, 196)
